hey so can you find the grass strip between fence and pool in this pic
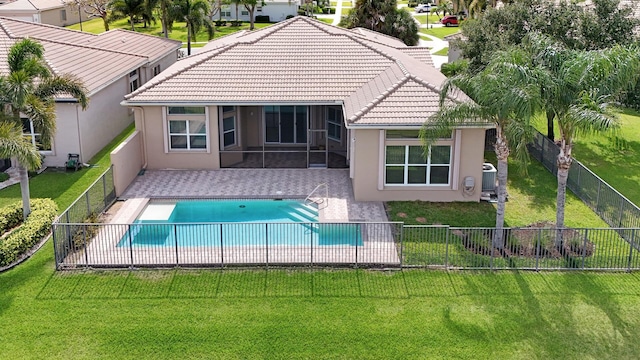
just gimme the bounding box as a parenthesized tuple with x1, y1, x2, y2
(2, 252, 640, 359)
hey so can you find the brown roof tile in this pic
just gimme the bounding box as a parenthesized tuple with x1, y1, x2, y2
(125, 17, 473, 127)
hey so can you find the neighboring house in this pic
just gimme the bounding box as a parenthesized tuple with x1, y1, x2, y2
(443, 32, 464, 63)
(0, 17, 182, 167)
(218, 0, 298, 22)
(0, 0, 81, 26)
(121, 17, 491, 202)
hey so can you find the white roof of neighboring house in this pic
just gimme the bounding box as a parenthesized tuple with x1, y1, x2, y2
(0, 0, 64, 11)
(124, 17, 471, 127)
(0, 17, 181, 97)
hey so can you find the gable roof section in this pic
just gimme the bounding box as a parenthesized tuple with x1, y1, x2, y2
(125, 17, 476, 127)
(0, 17, 181, 96)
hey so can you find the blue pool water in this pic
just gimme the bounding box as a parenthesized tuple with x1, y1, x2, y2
(117, 200, 363, 247)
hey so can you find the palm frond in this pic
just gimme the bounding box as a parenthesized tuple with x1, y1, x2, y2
(35, 74, 89, 109)
(0, 121, 41, 170)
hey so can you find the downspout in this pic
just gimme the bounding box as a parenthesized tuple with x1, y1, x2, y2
(76, 104, 83, 163)
(131, 107, 148, 169)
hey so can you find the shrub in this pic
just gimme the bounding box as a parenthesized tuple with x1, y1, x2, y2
(0, 199, 58, 266)
(230, 20, 243, 26)
(0, 202, 23, 235)
(255, 15, 270, 23)
(0, 172, 9, 182)
(215, 20, 227, 26)
(286, 14, 294, 19)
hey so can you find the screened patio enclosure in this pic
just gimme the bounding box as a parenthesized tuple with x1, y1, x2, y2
(219, 105, 349, 169)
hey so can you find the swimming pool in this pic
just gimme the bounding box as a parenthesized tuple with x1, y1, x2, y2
(117, 199, 363, 247)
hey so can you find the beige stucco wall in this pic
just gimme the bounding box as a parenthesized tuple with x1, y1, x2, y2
(111, 131, 143, 196)
(138, 106, 220, 170)
(140, 53, 179, 84)
(40, 5, 81, 26)
(45, 102, 81, 167)
(351, 128, 485, 202)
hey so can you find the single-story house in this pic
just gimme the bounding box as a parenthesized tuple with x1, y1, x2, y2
(0, 0, 81, 26)
(0, 17, 182, 167)
(121, 16, 491, 202)
(218, 0, 299, 22)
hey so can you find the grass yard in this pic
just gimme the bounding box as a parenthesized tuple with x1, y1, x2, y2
(554, 108, 640, 207)
(66, 18, 272, 43)
(318, 18, 334, 24)
(388, 152, 607, 228)
(413, 14, 442, 24)
(419, 26, 460, 39)
(432, 46, 448, 56)
(0, 124, 134, 211)
(1, 253, 640, 359)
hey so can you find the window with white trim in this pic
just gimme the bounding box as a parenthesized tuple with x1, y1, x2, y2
(241, 10, 249, 15)
(22, 118, 51, 152)
(220, 106, 236, 148)
(385, 145, 451, 185)
(129, 69, 139, 93)
(326, 106, 342, 141)
(168, 119, 207, 150)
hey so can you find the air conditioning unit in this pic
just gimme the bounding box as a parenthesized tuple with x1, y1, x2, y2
(482, 163, 497, 192)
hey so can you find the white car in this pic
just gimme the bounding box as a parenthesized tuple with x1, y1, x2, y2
(415, 4, 432, 13)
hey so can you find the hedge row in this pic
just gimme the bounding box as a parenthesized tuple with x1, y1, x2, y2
(0, 199, 58, 266)
(0, 202, 23, 234)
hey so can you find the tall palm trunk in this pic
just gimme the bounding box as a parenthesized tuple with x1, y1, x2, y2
(130, 16, 135, 31)
(546, 111, 555, 140)
(555, 141, 572, 247)
(102, 17, 110, 31)
(493, 126, 509, 250)
(187, 24, 192, 55)
(18, 162, 31, 219)
(235, 2, 239, 22)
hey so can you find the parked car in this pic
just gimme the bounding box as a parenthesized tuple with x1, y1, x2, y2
(415, 4, 432, 13)
(440, 15, 459, 27)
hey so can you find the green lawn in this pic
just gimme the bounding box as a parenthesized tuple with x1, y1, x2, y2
(433, 46, 448, 56)
(419, 26, 460, 39)
(2, 255, 640, 359)
(0, 124, 134, 211)
(388, 152, 608, 228)
(553, 108, 640, 207)
(66, 18, 272, 43)
(317, 18, 334, 24)
(413, 14, 441, 24)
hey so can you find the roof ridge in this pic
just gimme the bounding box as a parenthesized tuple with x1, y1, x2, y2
(32, 36, 148, 59)
(349, 27, 407, 47)
(124, 44, 235, 99)
(0, 17, 15, 39)
(0, 16, 98, 38)
(408, 74, 461, 103)
(349, 74, 412, 122)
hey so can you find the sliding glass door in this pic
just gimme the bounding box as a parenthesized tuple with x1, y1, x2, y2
(264, 106, 307, 144)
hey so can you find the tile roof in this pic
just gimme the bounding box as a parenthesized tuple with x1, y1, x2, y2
(125, 16, 472, 127)
(0, 0, 64, 11)
(0, 17, 181, 96)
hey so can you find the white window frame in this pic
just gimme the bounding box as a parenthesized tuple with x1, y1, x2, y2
(22, 118, 53, 154)
(326, 106, 342, 142)
(129, 69, 139, 93)
(384, 144, 451, 186)
(163, 107, 209, 152)
(220, 106, 237, 149)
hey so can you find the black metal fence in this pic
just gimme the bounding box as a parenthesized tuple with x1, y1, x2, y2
(528, 132, 640, 229)
(53, 221, 640, 271)
(52, 167, 116, 268)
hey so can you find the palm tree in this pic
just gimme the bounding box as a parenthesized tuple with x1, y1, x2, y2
(0, 39, 88, 219)
(158, 0, 175, 38)
(521, 34, 640, 246)
(422, 47, 541, 249)
(231, 0, 240, 22)
(173, 0, 214, 55)
(110, 0, 146, 31)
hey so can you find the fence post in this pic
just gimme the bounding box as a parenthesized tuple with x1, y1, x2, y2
(265, 223, 269, 268)
(596, 182, 602, 213)
(535, 228, 541, 271)
(85, 192, 91, 217)
(310, 223, 314, 267)
(220, 224, 224, 267)
(52, 224, 59, 270)
(128, 224, 134, 268)
(581, 229, 588, 270)
(83, 224, 89, 269)
(102, 173, 108, 208)
(174, 224, 179, 266)
(627, 229, 636, 272)
(445, 227, 450, 269)
(399, 224, 403, 267)
(355, 224, 359, 268)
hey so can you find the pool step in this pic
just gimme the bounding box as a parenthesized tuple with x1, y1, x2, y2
(287, 204, 318, 222)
